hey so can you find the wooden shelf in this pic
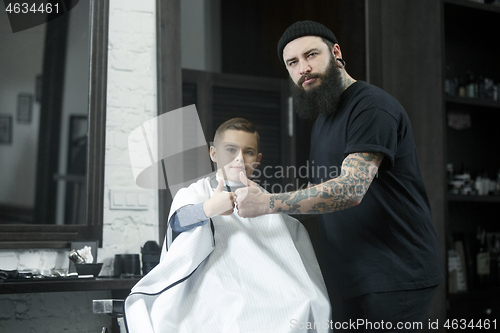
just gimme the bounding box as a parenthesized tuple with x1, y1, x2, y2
(0, 277, 141, 294)
(447, 194, 500, 203)
(448, 286, 500, 301)
(444, 0, 500, 14)
(445, 96, 500, 110)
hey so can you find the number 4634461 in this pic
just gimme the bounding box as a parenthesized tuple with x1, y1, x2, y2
(444, 319, 497, 330)
(5, 2, 59, 14)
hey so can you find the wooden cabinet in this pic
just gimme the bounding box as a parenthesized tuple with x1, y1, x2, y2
(443, 0, 500, 324)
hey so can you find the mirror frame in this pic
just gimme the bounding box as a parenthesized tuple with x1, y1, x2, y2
(0, 0, 109, 249)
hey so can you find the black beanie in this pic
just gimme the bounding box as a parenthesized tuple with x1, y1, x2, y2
(277, 20, 338, 64)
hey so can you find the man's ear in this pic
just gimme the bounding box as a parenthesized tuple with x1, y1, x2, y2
(209, 146, 217, 162)
(256, 153, 262, 164)
(332, 43, 342, 58)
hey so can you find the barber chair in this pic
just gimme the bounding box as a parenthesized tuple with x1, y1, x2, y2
(93, 299, 124, 332)
(94, 106, 209, 332)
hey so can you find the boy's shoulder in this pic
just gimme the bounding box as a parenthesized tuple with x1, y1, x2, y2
(170, 177, 212, 215)
(181, 176, 212, 197)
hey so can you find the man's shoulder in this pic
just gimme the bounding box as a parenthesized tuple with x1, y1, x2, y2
(348, 81, 406, 119)
(350, 81, 398, 104)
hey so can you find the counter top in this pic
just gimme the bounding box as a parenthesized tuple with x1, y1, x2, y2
(0, 276, 141, 294)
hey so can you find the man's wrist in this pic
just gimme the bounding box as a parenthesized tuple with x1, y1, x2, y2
(265, 193, 275, 214)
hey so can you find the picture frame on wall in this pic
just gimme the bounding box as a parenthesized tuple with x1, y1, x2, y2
(17, 93, 33, 124)
(0, 115, 12, 144)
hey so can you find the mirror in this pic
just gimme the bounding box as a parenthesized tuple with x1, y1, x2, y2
(0, 0, 109, 249)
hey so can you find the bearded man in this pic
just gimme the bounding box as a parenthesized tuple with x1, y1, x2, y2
(235, 21, 443, 332)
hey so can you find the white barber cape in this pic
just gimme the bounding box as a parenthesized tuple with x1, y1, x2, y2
(124, 176, 331, 333)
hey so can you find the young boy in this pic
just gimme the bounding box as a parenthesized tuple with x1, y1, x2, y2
(125, 118, 330, 333)
(168, 118, 263, 234)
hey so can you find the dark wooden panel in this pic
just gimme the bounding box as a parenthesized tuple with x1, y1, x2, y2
(182, 83, 197, 107)
(86, 0, 109, 245)
(220, 0, 366, 81)
(157, 0, 182, 244)
(0, 277, 140, 294)
(0, 205, 33, 224)
(0, 233, 80, 242)
(212, 86, 283, 191)
(0, 241, 71, 249)
(366, 1, 447, 329)
(181, 69, 291, 191)
(0, 225, 85, 246)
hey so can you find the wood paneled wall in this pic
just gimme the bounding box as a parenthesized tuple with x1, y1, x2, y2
(366, 1, 446, 330)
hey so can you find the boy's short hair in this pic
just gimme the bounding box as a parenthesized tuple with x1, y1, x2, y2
(213, 118, 260, 151)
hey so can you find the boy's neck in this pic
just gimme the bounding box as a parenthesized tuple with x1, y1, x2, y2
(212, 173, 246, 190)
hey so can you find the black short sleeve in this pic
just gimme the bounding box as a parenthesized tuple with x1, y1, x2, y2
(344, 108, 398, 170)
(309, 81, 443, 299)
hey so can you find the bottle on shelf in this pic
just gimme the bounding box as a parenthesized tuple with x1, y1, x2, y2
(496, 169, 500, 195)
(488, 174, 496, 195)
(445, 65, 458, 96)
(484, 77, 494, 100)
(466, 71, 478, 98)
(446, 163, 454, 182)
(481, 170, 490, 196)
(490, 234, 500, 286)
(475, 169, 494, 196)
(476, 226, 491, 288)
(458, 74, 467, 98)
(477, 75, 485, 99)
(475, 173, 484, 195)
(452, 163, 471, 195)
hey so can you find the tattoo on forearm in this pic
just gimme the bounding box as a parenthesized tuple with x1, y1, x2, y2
(270, 152, 382, 214)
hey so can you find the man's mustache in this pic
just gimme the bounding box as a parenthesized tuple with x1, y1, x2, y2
(298, 73, 321, 86)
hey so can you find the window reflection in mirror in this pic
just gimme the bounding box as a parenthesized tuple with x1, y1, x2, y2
(0, 2, 90, 225)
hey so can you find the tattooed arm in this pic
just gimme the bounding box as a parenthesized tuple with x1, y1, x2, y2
(235, 152, 383, 217)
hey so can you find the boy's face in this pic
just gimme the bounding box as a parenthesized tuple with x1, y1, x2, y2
(210, 129, 262, 183)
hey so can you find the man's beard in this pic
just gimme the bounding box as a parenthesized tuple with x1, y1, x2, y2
(290, 57, 345, 119)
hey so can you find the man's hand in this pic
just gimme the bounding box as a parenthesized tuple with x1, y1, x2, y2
(235, 172, 271, 218)
(203, 179, 235, 217)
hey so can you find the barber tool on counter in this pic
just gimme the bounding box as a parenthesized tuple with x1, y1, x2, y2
(113, 241, 160, 277)
(68, 246, 103, 277)
(141, 241, 161, 275)
(114, 254, 141, 278)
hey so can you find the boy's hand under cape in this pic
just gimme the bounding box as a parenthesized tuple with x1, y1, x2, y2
(235, 171, 272, 218)
(204, 179, 235, 217)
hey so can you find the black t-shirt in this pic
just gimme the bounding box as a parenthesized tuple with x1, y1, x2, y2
(310, 81, 443, 299)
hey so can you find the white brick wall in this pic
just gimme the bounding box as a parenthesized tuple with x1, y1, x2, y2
(0, 1, 158, 331)
(101, 0, 158, 275)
